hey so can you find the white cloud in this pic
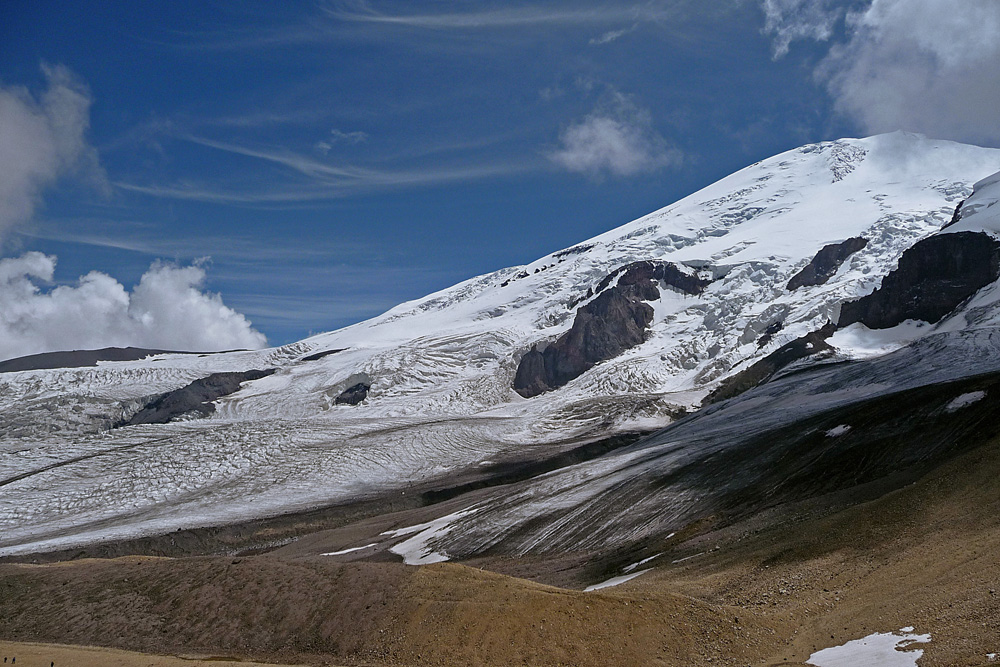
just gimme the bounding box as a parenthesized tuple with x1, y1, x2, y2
(316, 128, 368, 153)
(0, 66, 268, 359)
(820, 0, 1000, 145)
(0, 253, 266, 361)
(761, 0, 1000, 145)
(548, 93, 682, 178)
(761, 0, 842, 58)
(0, 64, 105, 241)
(588, 25, 636, 46)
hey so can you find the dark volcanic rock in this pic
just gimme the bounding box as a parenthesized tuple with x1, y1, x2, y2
(941, 199, 965, 230)
(838, 231, 1000, 329)
(514, 261, 702, 398)
(708, 322, 837, 403)
(118, 369, 277, 427)
(301, 348, 345, 362)
(335, 382, 370, 405)
(0, 347, 192, 373)
(787, 237, 868, 290)
(595, 260, 710, 297)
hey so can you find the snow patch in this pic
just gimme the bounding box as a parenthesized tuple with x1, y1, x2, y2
(320, 543, 377, 556)
(829, 321, 929, 359)
(584, 568, 652, 592)
(384, 507, 478, 565)
(826, 424, 851, 437)
(807, 628, 931, 667)
(622, 553, 661, 573)
(946, 391, 986, 412)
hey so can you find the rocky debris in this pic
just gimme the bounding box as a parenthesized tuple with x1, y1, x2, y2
(787, 237, 868, 290)
(838, 231, 1000, 329)
(335, 382, 370, 405)
(708, 323, 837, 404)
(0, 347, 188, 373)
(117, 369, 276, 427)
(515, 261, 704, 398)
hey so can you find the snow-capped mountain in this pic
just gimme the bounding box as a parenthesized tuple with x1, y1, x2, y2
(3, 131, 1000, 557)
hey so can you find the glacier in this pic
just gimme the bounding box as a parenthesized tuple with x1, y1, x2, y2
(3, 131, 1000, 557)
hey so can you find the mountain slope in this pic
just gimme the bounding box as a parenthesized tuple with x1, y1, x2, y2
(2, 131, 999, 557)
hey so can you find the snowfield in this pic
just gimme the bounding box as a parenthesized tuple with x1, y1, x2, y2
(2, 131, 1000, 557)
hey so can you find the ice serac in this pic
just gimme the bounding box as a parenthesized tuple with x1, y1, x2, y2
(787, 237, 868, 290)
(513, 261, 707, 398)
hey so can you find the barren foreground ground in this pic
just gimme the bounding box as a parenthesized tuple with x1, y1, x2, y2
(0, 641, 314, 667)
(3, 435, 1000, 666)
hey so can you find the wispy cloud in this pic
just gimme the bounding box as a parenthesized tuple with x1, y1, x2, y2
(760, 0, 845, 58)
(115, 134, 535, 205)
(316, 128, 368, 153)
(588, 24, 638, 46)
(322, 3, 663, 30)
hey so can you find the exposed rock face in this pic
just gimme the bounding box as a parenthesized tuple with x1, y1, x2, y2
(335, 382, 370, 405)
(515, 261, 707, 398)
(0, 347, 184, 373)
(708, 323, 837, 404)
(595, 260, 710, 297)
(118, 369, 276, 427)
(301, 348, 345, 362)
(941, 199, 965, 230)
(838, 231, 1000, 329)
(787, 237, 868, 290)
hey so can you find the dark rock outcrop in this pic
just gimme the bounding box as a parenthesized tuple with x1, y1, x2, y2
(335, 382, 370, 405)
(787, 237, 868, 290)
(118, 369, 276, 427)
(838, 231, 1000, 329)
(708, 322, 837, 404)
(0, 347, 190, 374)
(595, 260, 710, 297)
(515, 261, 705, 398)
(301, 349, 345, 362)
(941, 199, 965, 230)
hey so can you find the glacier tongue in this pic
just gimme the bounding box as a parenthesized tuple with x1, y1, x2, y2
(2, 132, 1000, 556)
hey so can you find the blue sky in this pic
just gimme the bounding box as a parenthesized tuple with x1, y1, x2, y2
(1, 1, 999, 356)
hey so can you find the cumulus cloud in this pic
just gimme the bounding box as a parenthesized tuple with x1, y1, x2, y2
(0, 64, 105, 240)
(0, 66, 267, 359)
(821, 0, 1000, 144)
(548, 93, 682, 178)
(762, 0, 1000, 145)
(0, 253, 267, 361)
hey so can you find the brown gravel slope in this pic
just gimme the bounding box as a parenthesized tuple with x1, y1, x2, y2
(2, 437, 1000, 666)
